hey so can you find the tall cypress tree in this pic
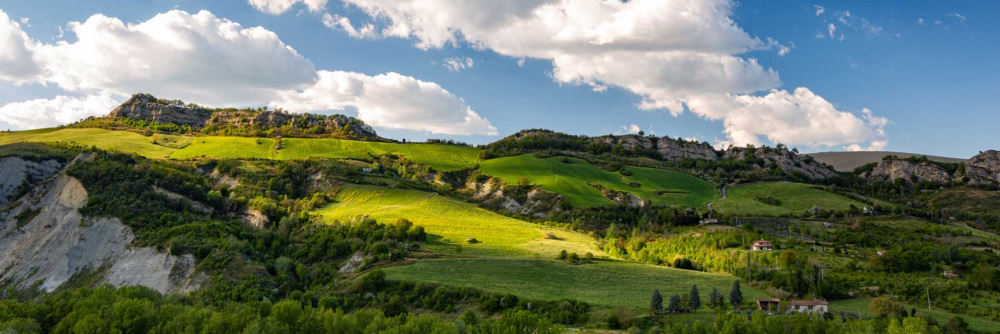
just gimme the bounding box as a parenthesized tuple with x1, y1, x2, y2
(667, 295, 681, 313)
(709, 287, 722, 308)
(729, 280, 743, 309)
(650, 289, 663, 314)
(689, 285, 701, 312)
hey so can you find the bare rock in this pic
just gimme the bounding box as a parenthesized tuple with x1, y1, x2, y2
(965, 150, 1000, 185)
(863, 159, 952, 183)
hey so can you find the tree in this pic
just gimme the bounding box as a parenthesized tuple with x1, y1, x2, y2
(709, 287, 723, 308)
(729, 280, 743, 309)
(689, 285, 701, 312)
(650, 290, 663, 315)
(870, 297, 895, 318)
(943, 316, 969, 334)
(557, 250, 568, 260)
(666, 295, 681, 313)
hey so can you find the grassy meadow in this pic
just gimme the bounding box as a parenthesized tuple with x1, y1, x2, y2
(382, 258, 766, 310)
(712, 182, 865, 216)
(314, 184, 603, 257)
(0, 128, 179, 158)
(829, 298, 1000, 332)
(171, 136, 481, 170)
(479, 154, 716, 207)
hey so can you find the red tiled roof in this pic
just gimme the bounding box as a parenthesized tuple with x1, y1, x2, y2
(790, 299, 828, 306)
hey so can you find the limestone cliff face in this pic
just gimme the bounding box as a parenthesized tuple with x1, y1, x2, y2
(863, 159, 953, 183)
(0, 155, 201, 294)
(724, 147, 837, 180)
(107, 93, 378, 139)
(965, 150, 1000, 185)
(657, 137, 719, 161)
(0, 157, 63, 208)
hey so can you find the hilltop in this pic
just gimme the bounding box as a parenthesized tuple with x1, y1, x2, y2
(77, 93, 383, 141)
(809, 151, 967, 172)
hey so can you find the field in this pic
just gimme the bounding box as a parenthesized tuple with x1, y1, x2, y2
(382, 258, 766, 309)
(712, 182, 865, 216)
(172, 137, 481, 170)
(314, 184, 603, 257)
(829, 298, 1000, 332)
(479, 154, 716, 208)
(0, 128, 179, 158)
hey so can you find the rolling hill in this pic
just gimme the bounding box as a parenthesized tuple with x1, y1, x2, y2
(808, 151, 966, 172)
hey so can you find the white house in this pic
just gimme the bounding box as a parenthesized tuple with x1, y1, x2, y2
(790, 300, 829, 314)
(751, 240, 773, 251)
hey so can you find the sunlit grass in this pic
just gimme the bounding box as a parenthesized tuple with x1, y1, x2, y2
(713, 182, 865, 216)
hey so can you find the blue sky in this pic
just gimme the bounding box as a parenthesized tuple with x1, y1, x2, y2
(0, 0, 997, 158)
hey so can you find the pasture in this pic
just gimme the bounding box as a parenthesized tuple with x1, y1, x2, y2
(712, 182, 865, 216)
(382, 258, 767, 310)
(479, 154, 715, 208)
(314, 184, 603, 257)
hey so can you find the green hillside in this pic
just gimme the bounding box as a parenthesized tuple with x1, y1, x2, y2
(713, 182, 865, 216)
(479, 154, 715, 208)
(171, 136, 481, 170)
(382, 258, 766, 309)
(0, 128, 180, 158)
(314, 184, 603, 257)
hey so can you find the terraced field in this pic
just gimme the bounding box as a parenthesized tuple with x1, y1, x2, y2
(314, 184, 603, 257)
(712, 182, 865, 216)
(479, 154, 716, 208)
(382, 258, 766, 309)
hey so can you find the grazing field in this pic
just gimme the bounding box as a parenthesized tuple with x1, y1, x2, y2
(314, 185, 603, 257)
(382, 258, 766, 309)
(0, 128, 179, 158)
(713, 182, 865, 216)
(169, 136, 277, 159)
(829, 298, 1000, 332)
(479, 154, 715, 207)
(171, 137, 481, 170)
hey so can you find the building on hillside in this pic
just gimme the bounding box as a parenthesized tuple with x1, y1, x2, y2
(823, 222, 833, 228)
(943, 271, 960, 279)
(755, 298, 780, 311)
(751, 240, 773, 251)
(699, 218, 719, 225)
(789, 299, 829, 314)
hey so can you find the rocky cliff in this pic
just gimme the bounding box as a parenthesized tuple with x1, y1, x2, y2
(862, 159, 953, 183)
(590, 134, 719, 161)
(0, 154, 201, 294)
(964, 150, 1000, 185)
(107, 93, 379, 140)
(723, 146, 837, 180)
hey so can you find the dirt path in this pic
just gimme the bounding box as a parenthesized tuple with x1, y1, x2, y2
(706, 183, 731, 213)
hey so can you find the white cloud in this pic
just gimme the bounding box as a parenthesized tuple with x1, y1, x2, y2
(622, 124, 641, 134)
(332, 0, 887, 149)
(918, 18, 925, 25)
(0, 9, 496, 135)
(827, 23, 837, 39)
(271, 71, 497, 135)
(946, 13, 966, 24)
(442, 56, 474, 72)
(686, 88, 888, 149)
(322, 13, 376, 39)
(813, 5, 825, 16)
(0, 10, 42, 83)
(0, 94, 120, 130)
(248, 0, 328, 15)
(25, 10, 317, 106)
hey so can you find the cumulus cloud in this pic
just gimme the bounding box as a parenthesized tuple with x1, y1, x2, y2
(442, 57, 474, 72)
(0, 9, 496, 135)
(813, 5, 825, 16)
(331, 0, 887, 149)
(322, 13, 376, 39)
(622, 124, 641, 135)
(686, 88, 888, 149)
(0, 11, 41, 83)
(248, 0, 328, 15)
(0, 94, 120, 130)
(271, 71, 497, 135)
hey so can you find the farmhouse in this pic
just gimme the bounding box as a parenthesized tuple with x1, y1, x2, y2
(790, 299, 829, 314)
(751, 240, 773, 251)
(755, 298, 780, 311)
(699, 218, 719, 225)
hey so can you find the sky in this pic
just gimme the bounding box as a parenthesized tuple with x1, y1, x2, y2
(0, 0, 997, 158)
